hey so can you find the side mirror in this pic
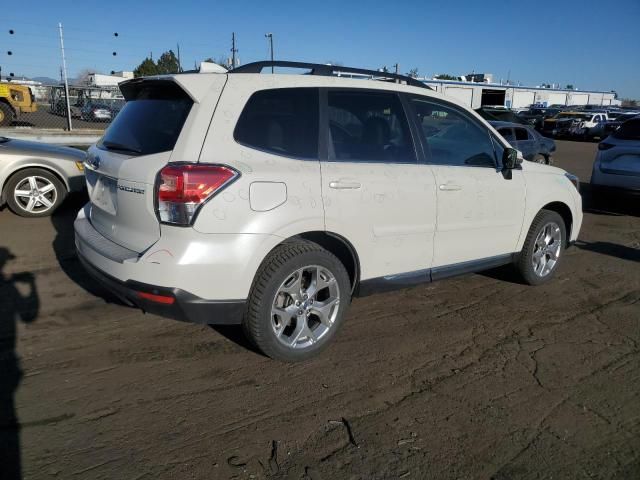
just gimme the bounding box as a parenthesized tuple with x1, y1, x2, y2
(502, 148, 519, 170)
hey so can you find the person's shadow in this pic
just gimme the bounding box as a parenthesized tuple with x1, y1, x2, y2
(0, 247, 39, 480)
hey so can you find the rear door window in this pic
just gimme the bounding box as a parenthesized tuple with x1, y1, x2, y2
(498, 128, 515, 141)
(234, 88, 319, 159)
(514, 127, 529, 141)
(99, 81, 192, 156)
(327, 90, 416, 163)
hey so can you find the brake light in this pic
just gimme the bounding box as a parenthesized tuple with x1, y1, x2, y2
(598, 142, 615, 151)
(156, 164, 239, 225)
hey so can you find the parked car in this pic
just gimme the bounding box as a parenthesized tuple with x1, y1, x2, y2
(568, 112, 609, 140)
(475, 106, 528, 125)
(491, 121, 556, 164)
(542, 111, 601, 138)
(517, 107, 561, 130)
(0, 136, 86, 217)
(81, 103, 113, 122)
(591, 117, 640, 196)
(595, 112, 639, 138)
(74, 61, 583, 362)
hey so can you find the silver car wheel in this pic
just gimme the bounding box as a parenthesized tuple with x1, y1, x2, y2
(532, 222, 562, 277)
(13, 175, 58, 214)
(271, 265, 341, 350)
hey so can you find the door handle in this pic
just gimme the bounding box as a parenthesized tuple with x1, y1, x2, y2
(329, 180, 361, 190)
(438, 183, 462, 191)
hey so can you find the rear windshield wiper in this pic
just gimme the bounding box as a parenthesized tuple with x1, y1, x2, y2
(100, 140, 142, 154)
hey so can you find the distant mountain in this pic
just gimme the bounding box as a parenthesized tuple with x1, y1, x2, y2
(32, 76, 60, 85)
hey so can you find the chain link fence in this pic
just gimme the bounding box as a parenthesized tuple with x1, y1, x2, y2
(1, 81, 122, 132)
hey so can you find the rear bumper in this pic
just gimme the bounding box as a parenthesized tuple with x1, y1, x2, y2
(78, 251, 246, 325)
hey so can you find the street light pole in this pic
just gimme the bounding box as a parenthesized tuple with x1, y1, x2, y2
(265, 33, 274, 73)
(58, 22, 73, 131)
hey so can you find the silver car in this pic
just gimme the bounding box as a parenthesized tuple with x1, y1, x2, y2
(591, 117, 640, 196)
(0, 136, 86, 217)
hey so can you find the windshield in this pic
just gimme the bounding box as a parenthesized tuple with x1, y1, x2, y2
(98, 82, 192, 156)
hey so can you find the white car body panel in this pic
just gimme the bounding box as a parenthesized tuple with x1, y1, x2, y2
(75, 70, 583, 306)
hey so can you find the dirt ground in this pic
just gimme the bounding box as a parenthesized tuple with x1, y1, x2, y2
(1, 141, 639, 479)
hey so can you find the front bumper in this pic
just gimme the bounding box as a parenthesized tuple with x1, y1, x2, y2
(78, 251, 246, 324)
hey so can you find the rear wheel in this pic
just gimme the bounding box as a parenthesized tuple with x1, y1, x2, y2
(243, 241, 351, 362)
(517, 210, 566, 285)
(0, 102, 14, 127)
(5, 168, 67, 217)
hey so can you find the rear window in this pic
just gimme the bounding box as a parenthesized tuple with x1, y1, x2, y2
(98, 82, 192, 156)
(234, 88, 319, 159)
(613, 118, 640, 140)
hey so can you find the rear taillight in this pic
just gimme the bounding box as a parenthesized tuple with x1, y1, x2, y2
(156, 164, 239, 225)
(598, 142, 615, 151)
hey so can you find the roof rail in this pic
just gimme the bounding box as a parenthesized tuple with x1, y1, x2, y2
(230, 61, 432, 90)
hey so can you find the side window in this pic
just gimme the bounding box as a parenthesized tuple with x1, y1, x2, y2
(410, 97, 497, 167)
(498, 128, 515, 141)
(234, 88, 319, 158)
(327, 90, 416, 163)
(514, 127, 529, 141)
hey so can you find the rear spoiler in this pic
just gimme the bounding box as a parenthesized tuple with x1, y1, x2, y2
(119, 76, 216, 104)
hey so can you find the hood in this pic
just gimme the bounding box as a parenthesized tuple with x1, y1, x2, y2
(0, 137, 86, 162)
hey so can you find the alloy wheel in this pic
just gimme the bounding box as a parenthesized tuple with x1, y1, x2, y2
(531, 222, 562, 277)
(13, 175, 58, 214)
(271, 265, 341, 349)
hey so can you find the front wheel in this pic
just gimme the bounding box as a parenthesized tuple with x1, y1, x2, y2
(516, 210, 566, 285)
(243, 241, 351, 362)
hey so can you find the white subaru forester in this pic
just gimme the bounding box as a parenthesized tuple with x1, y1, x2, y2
(75, 61, 582, 362)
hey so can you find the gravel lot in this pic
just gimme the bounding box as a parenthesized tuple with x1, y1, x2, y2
(1, 140, 639, 479)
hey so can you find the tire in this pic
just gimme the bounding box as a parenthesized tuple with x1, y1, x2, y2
(532, 154, 546, 164)
(243, 241, 351, 362)
(0, 102, 14, 127)
(516, 210, 566, 286)
(5, 168, 67, 217)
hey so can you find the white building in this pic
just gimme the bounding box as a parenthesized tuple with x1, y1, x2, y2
(424, 79, 619, 109)
(87, 71, 134, 87)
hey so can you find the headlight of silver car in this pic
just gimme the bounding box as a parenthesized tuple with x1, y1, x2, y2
(565, 173, 580, 192)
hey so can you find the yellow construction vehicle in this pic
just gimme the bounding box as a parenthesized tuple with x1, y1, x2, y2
(0, 82, 37, 127)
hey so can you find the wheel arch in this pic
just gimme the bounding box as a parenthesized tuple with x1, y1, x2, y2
(1, 164, 70, 203)
(261, 231, 360, 295)
(541, 201, 573, 246)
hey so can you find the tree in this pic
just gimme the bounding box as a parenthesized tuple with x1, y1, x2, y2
(133, 57, 158, 78)
(434, 73, 458, 81)
(156, 50, 180, 74)
(381, 66, 389, 73)
(621, 98, 638, 107)
(407, 67, 419, 78)
(565, 84, 574, 90)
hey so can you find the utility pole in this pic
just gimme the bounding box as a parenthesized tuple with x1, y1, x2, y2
(265, 33, 274, 73)
(231, 32, 238, 68)
(176, 43, 182, 72)
(394, 63, 399, 74)
(58, 22, 72, 131)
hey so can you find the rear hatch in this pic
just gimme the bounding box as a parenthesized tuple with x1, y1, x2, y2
(85, 79, 194, 253)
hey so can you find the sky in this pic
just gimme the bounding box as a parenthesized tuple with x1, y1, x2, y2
(1, 0, 639, 98)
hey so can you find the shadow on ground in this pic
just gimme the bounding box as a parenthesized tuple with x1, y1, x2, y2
(50, 194, 121, 301)
(0, 247, 39, 480)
